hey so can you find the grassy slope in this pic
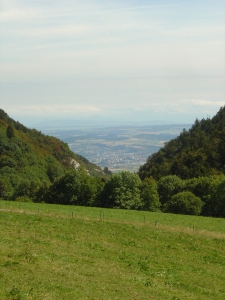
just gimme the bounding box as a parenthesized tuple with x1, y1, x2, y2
(0, 201, 225, 300)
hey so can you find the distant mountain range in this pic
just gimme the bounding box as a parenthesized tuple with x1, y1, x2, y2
(23, 117, 185, 130)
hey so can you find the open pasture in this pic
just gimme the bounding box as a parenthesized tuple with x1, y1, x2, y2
(0, 200, 225, 299)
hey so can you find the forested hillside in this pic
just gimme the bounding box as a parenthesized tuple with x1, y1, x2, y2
(1, 108, 225, 218)
(0, 109, 105, 200)
(139, 106, 225, 180)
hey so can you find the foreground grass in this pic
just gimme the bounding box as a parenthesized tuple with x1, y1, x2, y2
(0, 200, 225, 299)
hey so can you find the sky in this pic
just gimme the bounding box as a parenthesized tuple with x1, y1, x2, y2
(0, 0, 225, 127)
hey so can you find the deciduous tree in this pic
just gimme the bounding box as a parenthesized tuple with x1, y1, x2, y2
(165, 191, 203, 215)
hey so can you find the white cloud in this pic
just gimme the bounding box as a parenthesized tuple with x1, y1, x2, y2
(181, 99, 225, 107)
(0, 0, 225, 124)
(2, 104, 102, 116)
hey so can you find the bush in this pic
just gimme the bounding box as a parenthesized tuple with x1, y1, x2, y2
(205, 177, 225, 217)
(184, 176, 211, 202)
(165, 191, 203, 215)
(15, 196, 32, 202)
(157, 175, 184, 206)
(45, 170, 103, 206)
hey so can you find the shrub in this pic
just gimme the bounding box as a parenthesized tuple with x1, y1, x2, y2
(165, 191, 203, 215)
(206, 177, 225, 217)
(15, 196, 32, 202)
(157, 175, 184, 206)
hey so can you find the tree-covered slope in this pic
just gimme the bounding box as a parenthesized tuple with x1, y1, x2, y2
(0, 109, 105, 199)
(139, 106, 225, 180)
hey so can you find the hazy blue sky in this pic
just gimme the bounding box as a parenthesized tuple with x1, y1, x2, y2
(1, 0, 225, 126)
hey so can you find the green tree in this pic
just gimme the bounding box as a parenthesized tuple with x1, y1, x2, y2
(46, 171, 81, 205)
(0, 178, 9, 199)
(157, 175, 184, 208)
(205, 176, 225, 217)
(103, 167, 112, 175)
(102, 171, 142, 210)
(13, 179, 41, 201)
(139, 106, 225, 181)
(165, 191, 203, 215)
(184, 176, 213, 215)
(140, 178, 161, 211)
(6, 125, 15, 139)
(0, 155, 17, 168)
(47, 163, 64, 182)
(34, 181, 51, 203)
(45, 170, 103, 206)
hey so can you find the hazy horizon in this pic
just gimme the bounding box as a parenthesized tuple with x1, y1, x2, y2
(1, 0, 225, 126)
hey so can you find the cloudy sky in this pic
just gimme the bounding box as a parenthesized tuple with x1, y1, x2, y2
(1, 0, 225, 126)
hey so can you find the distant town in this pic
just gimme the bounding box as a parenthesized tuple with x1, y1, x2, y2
(42, 124, 191, 172)
(69, 143, 159, 172)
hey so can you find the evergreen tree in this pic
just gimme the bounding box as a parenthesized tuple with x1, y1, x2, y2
(6, 125, 15, 139)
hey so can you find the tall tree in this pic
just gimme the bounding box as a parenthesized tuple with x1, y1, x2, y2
(140, 178, 161, 211)
(157, 175, 184, 208)
(6, 125, 15, 139)
(139, 106, 225, 180)
(102, 171, 143, 210)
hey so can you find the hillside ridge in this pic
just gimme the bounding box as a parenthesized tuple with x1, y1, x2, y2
(0, 109, 106, 200)
(139, 106, 225, 180)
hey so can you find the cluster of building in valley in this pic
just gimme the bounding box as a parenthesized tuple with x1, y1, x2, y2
(69, 144, 160, 172)
(42, 124, 191, 173)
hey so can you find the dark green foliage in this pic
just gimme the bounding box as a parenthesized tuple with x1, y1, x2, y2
(44, 170, 103, 206)
(157, 175, 184, 206)
(6, 125, 15, 139)
(1, 108, 225, 217)
(0, 155, 17, 168)
(0, 109, 106, 201)
(101, 171, 143, 209)
(15, 195, 32, 202)
(184, 176, 212, 207)
(45, 171, 81, 205)
(165, 191, 203, 215)
(0, 176, 13, 199)
(34, 181, 51, 203)
(138, 106, 225, 217)
(13, 179, 42, 201)
(218, 129, 225, 172)
(103, 166, 112, 175)
(140, 178, 161, 211)
(205, 176, 225, 217)
(139, 106, 225, 180)
(156, 174, 225, 217)
(0, 178, 9, 199)
(47, 163, 64, 182)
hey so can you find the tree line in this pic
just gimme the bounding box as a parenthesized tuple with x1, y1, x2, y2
(1, 167, 225, 217)
(139, 106, 225, 180)
(1, 107, 225, 218)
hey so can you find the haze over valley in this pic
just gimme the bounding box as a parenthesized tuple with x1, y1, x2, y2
(41, 123, 191, 172)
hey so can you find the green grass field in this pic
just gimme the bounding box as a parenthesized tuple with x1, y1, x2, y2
(0, 200, 225, 300)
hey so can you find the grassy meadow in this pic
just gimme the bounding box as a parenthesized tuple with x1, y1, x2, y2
(0, 200, 225, 300)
